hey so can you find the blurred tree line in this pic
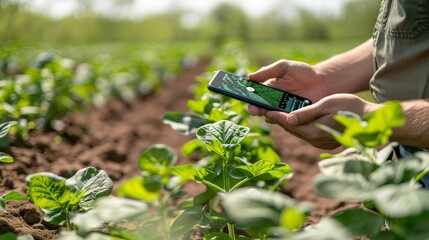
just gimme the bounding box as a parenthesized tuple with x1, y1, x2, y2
(0, 0, 382, 45)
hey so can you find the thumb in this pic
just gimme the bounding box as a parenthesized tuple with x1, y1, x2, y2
(287, 106, 320, 125)
(248, 60, 288, 82)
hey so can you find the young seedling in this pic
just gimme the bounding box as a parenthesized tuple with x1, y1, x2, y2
(0, 121, 27, 212)
(26, 166, 113, 231)
(117, 144, 184, 240)
(169, 120, 293, 239)
(310, 101, 429, 239)
(0, 121, 17, 163)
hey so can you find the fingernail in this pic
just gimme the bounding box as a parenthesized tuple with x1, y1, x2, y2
(288, 114, 298, 125)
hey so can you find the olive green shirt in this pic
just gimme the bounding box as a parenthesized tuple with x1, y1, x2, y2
(371, 0, 429, 103)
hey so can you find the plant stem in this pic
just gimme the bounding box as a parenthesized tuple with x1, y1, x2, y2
(228, 223, 236, 239)
(230, 178, 249, 191)
(223, 163, 231, 192)
(64, 210, 73, 231)
(223, 158, 236, 240)
(157, 195, 170, 240)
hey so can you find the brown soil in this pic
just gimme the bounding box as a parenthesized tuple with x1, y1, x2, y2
(0, 59, 360, 239)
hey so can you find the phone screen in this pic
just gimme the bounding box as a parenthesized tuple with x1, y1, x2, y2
(209, 71, 311, 113)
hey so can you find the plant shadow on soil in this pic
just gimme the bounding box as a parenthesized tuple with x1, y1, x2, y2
(0, 59, 360, 239)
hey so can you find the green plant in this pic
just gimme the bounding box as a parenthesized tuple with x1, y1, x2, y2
(0, 48, 188, 138)
(224, 101, 429, 240)
(223, 187, 311, 239)
(26, 166, 113, 231)
(312, 101, 429, 239)
(116, 144, 183, 240)
(0, 121, 27, 212)
(162, 44, 294, 239)
(169, 120, 292, 239)
(58, 197, 149, 240)
(0, 233, 34, 240)
(0, 121, 16, 161)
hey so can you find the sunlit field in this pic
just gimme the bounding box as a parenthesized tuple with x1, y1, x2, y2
(5, 0, 425, 239)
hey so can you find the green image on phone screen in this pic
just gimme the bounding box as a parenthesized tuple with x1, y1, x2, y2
(220, 74, 310, 112)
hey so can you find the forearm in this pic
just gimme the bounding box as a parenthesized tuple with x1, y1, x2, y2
(314, 39, 374, 95)
(390, 100, 429, 149)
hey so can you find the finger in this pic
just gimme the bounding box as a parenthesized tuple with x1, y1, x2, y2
(286, 104, 324, 126)
(248, 60, 288, 82)
(264, 116, 276, 124)
(248, 105, 268, 116)
(264, 111, 288, 128)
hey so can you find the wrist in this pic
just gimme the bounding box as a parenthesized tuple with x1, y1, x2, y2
(312, 63, 337, 97)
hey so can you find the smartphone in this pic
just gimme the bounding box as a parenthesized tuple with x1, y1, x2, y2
(208, 70, 312, 113)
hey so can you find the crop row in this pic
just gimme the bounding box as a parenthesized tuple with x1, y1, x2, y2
(2, 42, 429, 239)
(0, 46, 194, 139)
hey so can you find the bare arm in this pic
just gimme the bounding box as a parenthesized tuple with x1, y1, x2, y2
(391, 100, 429, 149)
(314, 39, 374, 95)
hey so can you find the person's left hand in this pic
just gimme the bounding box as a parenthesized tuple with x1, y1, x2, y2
(262, 94, 379, 149)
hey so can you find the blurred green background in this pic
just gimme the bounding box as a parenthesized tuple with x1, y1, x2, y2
(0, 0, 380, 137)
(1, 0, 381, 56)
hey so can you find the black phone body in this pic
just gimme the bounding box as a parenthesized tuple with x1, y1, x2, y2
(208, 70, 312, 113)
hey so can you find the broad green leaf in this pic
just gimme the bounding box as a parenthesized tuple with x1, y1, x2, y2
(280, 207, 306, 231)
(181, 139, 204, 156)
(373, 184, 429, 218)
(117, 176, 159, 202)
(293, 217, 353, 240)
(314, 174, 374, 201)
(196, 120, 249, 146)
(189, 94, 223, 116)
(26, 174, 70, 210)
(343, 160, 375, 177)
(187, 98, 209, 115)
(43, 208, 66, 225)
(369, 157, 425, 187)
(0, 233, 34, 240)
(65, 166, 113, 210)
(163, 112, 206, 135)
(207, 108, 234, 123)
(256, 146, 281, 163)
(386, 212, 429, 240)
(0, 121, 17, 138)
(363, 101, 405, 128)
(413, 152, 429, 184)
(231, 160, 275, 179)
(138, 144, 177, 171)
(371, 231, 402, 240)
(206, 139, 228, 157)
(318, 157, 347, 176)
(223, 188, 305, 230)
(170, 205, 205, 238)
(318, 101, 405, 148)
(26, 172, 66, 182)
(73, 197, 148, 231)
(255, 163, 293, 182)
(332, 208, 384, 237)
(169, 164, 198, 183)
(1, 191, 26, 202)
(194, 167, 218, 182)
(0, 152, 14, 164)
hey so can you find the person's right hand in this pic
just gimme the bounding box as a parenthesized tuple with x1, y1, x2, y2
(247, 59, 328, 116)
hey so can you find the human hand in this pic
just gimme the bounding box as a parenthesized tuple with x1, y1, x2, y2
(247, 60, 328, 116)
(263, 94, 379, 150)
